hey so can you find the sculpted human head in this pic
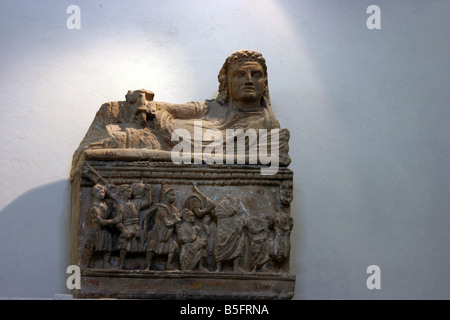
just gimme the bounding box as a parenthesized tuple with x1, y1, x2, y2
(184, 195, 202, 216)
(181, 209, 195, 223)
(166, 190, 176, 204)
(217, 50, 270, 111)
(280, 180, 293, 207)
(117, 185, 132, 201)
(91, 184, 106, 200)
(125, 89, 154, 105)
(131, 181, 146, 198)
(160, 183, 175, 204)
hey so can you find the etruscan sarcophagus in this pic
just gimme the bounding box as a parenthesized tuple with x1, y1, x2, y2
(70, 50, 295, 299)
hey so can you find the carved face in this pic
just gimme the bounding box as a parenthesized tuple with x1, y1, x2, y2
(132, 182, 145, 198)
(185, 196, 202, 215)
(118, 186, 132, 200)
(182, 210, 195, 223)
(280, 181, 293, 206)
(228, 61, 266, 109)
(92, 185, 105, 200)
(166, 190, 176, 204)
(126, 90, 149, 106)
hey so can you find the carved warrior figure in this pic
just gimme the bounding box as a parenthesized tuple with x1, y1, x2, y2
(246, 216, 272, 272)
(176, 185, 215, 271)
(85, 184, 115, 268)
(71, 50, 291, 169)
(130, 182, 152, 213)
(144, 183, 181, 270)
(107, 182, 151, 269)
(176, 209, 208, 271)
(183, 185, 215, 242)
(113, 185, 143, 269)
(212, 197, 248, 272)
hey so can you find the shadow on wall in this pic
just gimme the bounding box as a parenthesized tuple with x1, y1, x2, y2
(0, 179, 71, 298)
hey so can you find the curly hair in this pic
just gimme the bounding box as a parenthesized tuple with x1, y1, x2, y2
(216, 50, 270, 108)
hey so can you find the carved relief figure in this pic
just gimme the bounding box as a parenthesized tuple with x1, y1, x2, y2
(183, 185, 215, 242)
(130, 181, 153, 230)
(246, 216, 272, 272)
(280, 180, 293, 208)
(85, 184, 115, 268)
(144, 184, 181, 270)
(130, 182, 152, 210)
(270, 211, 294, 264)
(176, 209, 208, 272)
(84, 89, 161, 150)
(113, 184, 143, 269)
(212, 197, 248, 272)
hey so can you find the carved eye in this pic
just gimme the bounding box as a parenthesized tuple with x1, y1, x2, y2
(252, 71, 262, 79)
(233, 71, 246, 79)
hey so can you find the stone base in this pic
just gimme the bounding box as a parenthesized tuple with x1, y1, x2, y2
(74, 269, 295, 299)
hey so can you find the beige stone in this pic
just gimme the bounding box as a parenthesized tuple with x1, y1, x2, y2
(70, 50, 295, 299)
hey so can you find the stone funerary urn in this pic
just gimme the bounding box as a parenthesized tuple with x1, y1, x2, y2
(70, 50, 295, 299)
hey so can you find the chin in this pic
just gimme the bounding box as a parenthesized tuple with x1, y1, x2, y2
(243, 97, 261, 104)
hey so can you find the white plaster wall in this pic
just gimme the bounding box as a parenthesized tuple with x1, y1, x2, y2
(0, 0, 448, 299)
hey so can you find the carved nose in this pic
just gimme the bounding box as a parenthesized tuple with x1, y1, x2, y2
(244, 71, 253, 83)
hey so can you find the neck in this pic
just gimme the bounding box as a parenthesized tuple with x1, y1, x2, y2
(230, 100, 262, 113)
